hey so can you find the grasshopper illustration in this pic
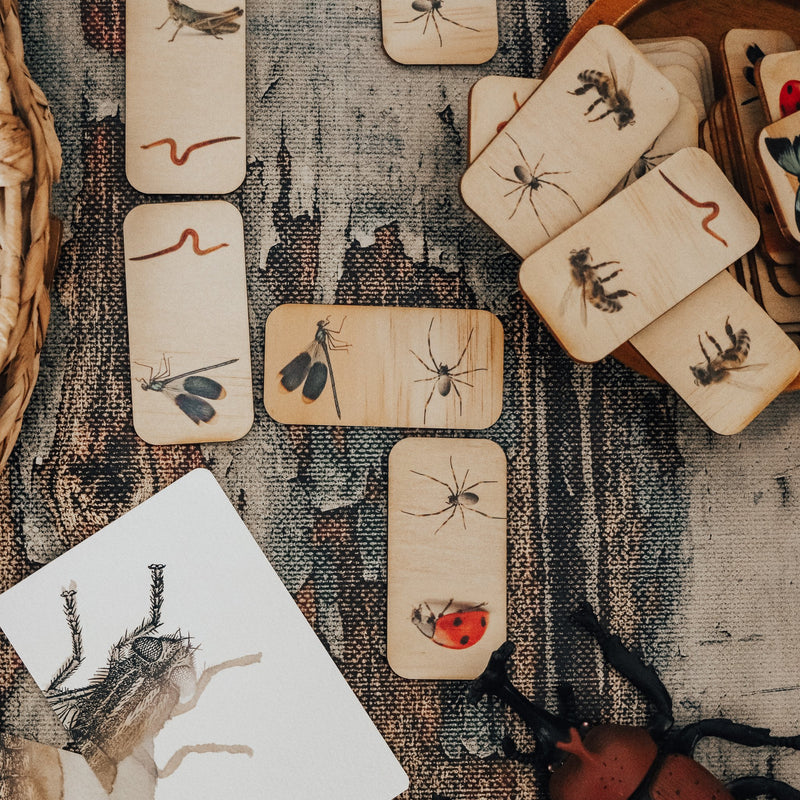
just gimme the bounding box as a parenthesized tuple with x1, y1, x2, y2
(157, 0, 244, 42)
(45, 564, 261, 796)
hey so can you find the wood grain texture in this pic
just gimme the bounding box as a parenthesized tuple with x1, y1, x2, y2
(381, 0, 497, 64)
(756, 50, 800, 122)
(461, 25, 679, 258)
(126, 0, 246, 193)
(124, 201, 254, 445)
(387, 437, 506, 679)
(519, 147, 760, 363)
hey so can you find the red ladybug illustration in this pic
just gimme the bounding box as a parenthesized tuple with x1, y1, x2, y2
(779, 79, 800, 117)
(412, 600, 488, 649)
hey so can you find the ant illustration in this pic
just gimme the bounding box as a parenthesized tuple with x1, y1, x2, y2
(395, 0, 478, 48)
(690, 318, 765, 387)
(560, 247, 635, 325)
(409, 318, 487, 424)
(402, 455, 504, 535)
(489, 131, 581, 236)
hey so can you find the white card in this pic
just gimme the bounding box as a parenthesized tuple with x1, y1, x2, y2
(0, 470, 408, 800)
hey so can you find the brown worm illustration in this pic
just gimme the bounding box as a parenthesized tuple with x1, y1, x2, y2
(659, 171, 728, 247)
(130, 229, 228, 261)
(140, 136, 241, 166)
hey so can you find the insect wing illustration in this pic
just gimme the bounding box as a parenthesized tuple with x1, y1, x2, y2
(764, 135, 800, 230)
(395, 0, 478, 48)
(158, 0, 243, 41)
(490, 131, 581, 234)
(570, 53, 636, 129)
(690, 317, 766, 388)
(138, 356, 239, 423)
(279, 317, 350, 419)
(412, 599, 488, 649)
(45, 564, 261, 795)
(402, 455, 504, 534)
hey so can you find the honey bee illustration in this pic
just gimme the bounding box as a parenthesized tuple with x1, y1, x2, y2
(45, 564, 262, 797)
(570, 54, 636, 129)
(690, 318, 765, 387)
(560, 246, 635, 325)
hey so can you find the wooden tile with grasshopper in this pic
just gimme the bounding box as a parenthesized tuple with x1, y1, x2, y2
(263, 304, 503, 428)
(124, 201, 254, 445)
(518, 148, 760, 363)
(755, 50, 800, 122)
(126, 0, 246, 193)
(630, 272, 800, 435)
(387, 437, 506, 680)
(460, 25, 679, 258)
(380, 0, 497, 65)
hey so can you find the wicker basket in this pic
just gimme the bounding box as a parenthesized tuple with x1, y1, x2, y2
(0, 0, 62, 472)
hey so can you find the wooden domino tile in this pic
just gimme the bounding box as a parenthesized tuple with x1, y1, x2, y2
(756, 50, 800, 122)
(758, 110, 800, 246)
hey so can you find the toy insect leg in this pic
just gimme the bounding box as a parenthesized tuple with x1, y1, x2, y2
(501, 734, 538, 765)
(573, 603, 674, 735)
(672, 718, 800, 756)
(727, 777, 800, 800)
(47, 588, 84, 692)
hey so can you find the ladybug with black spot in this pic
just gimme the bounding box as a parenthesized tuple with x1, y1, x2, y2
(470, 603, 800, 800)
(412, 599, 488, 649)
(780, 80, 800, 118)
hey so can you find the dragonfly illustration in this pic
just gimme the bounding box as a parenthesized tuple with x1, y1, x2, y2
(764, 135, 800, 231)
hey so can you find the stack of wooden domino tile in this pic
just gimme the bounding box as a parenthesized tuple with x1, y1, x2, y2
(463, 25, 800, 435)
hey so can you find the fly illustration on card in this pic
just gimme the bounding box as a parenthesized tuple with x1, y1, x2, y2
(559, 246, 635, 325)
(570, 53, 635, 129)
(764, 134, 800, 229)
(412, 599, 489, 650)
(690, 318, 765, 388)
(489, 132, 581, 233)
(157, 0, 243, 41)
(402, 455, 504, 535)
(45, 564, 262, 797)
(410, 318, 486, 423)
(279, 317, 349, 419)
(136, 355, 238, 424)
(395, 0, 477, 48)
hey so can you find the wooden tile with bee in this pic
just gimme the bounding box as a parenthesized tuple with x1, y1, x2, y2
(629, 272, 800, 435)
(124, 201, 254, 445)
(380, 0, 497, 65)
(755, 50, 800, 122)
(518, 148, 760, 363)
(126, 0, 246, 193)
(460, 25, 679, 259)
(387, 437, 506, 679)
(263, 304, 503, 428)
(0, 469, 410, 800)
(721, 29, 797, 266)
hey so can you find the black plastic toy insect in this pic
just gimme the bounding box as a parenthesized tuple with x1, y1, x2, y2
(409, 318, 486, 424)
(395, 0, 478, 48)
(570, 55, 636, 129)
(279, 316, 349, 419)
(402, 455, 504, 534)
(560, 246, 635, 324)
(690, 318, 764, 388)
(490, 132, 581, 234)
(470, 603, 800, 800)
(138, 355, 238, 424)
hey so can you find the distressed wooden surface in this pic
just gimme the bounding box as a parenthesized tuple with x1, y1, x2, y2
(0, 1, 798, 798)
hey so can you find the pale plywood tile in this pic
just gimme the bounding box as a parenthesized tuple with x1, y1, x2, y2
(387, 437, 506, 679)
(518, 148, 760, 363)
(756, 50, 800, 121)
(468, 76, 540, 162)
(749, 245, 800, 324)
(124, 201, 254, 445)
(630, 272, 800, 435)
(263, 304, 503, 428)
(635, 36, 713, 105)
(757, 110, 800, 245)
(656, 63, 706, 123)
(639, 47, 708, 116)
(126, 0, 246, 194)
(722, 29, 797, 265)
(381, 0, 497, 65)
(460, 25, 679, 258)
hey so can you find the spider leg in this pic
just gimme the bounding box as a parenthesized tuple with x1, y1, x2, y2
(526, 188, 550, 237)
(538, 178, 582, 213)
(410, 469, 456, 492)
(459, 504, 467, 529)
(423, 379, 438, 424)
(449, 367, 487, 378)
(466, 506, 506, 520)
(402, 505, 456, 518)
(504, 131, 534, 176)
(507, 184, 528, 219)
(537, 170, 570, 177)
(426, 318, 437, 367)
(462, 479, 498, 492)
(450, 377, 475, 388)
(489, 165, 526, 186)
(437, 9, 479, 31)
(449, 456, 460, 492)
(430, 10, 442, 45)
(504, 183, 527, 200)
(396, 10, 428, 23)
(410, 348, 438, 374)
(414, 376, 440, 383)
(432, 506, 459, 535)
(451, 327, 475, 371)
(452, 380, 464, 415)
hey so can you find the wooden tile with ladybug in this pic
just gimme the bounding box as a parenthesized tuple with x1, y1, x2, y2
(755, 50, 800, 122)
(387, 437, 506, 680)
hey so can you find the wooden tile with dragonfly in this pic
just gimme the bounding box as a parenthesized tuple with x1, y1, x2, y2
(629, 272, 800, 435)
(264, 304, 503, 428)
(460, 25, 679, 258)
(124, 201, 253, 445)
(126, 0, 246, 193)
(380, 0, 497, 65)
(517, 148, 760, 363)
(387, 437, 506, 680)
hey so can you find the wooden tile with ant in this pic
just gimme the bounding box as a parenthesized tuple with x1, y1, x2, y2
(263, 304, 503, 428)
(124, 201, 254, 445)
(460, 25, 680, 259)
(387, 437, 506, 679)
(126, 0, 246, 193)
